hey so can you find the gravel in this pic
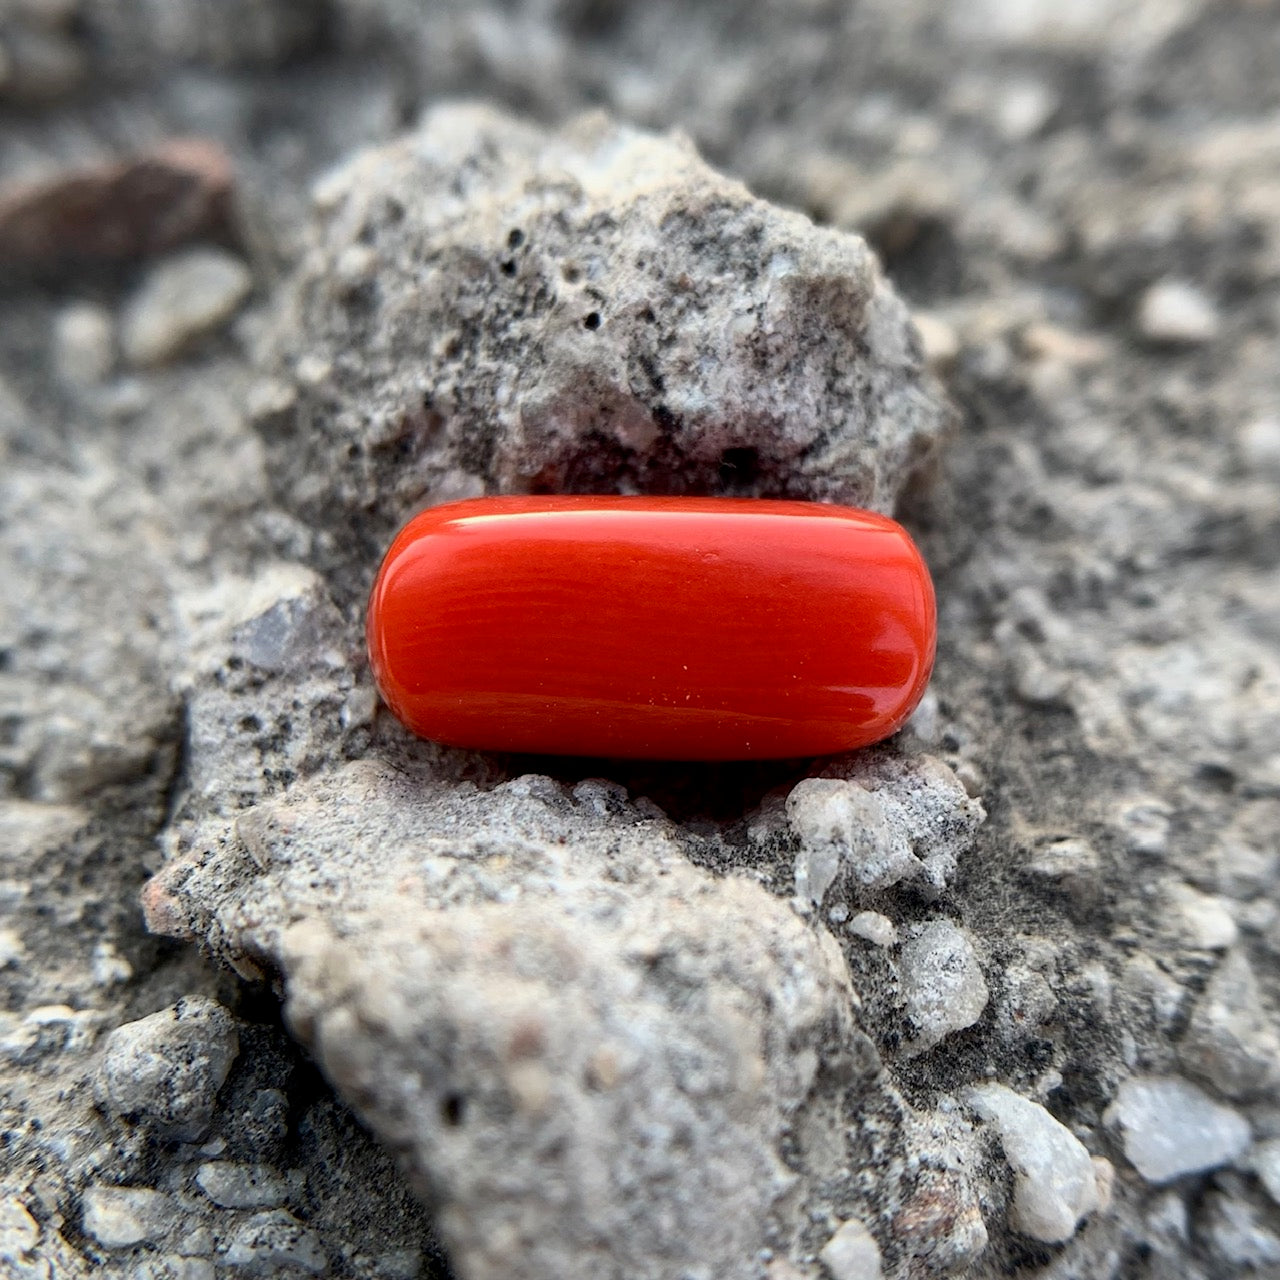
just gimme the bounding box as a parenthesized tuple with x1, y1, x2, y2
(2, 0, 1280, 1276)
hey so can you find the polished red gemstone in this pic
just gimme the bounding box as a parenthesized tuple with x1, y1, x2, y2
(367, 496, 936, 760)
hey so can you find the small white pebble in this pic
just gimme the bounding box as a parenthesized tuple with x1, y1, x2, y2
(295, 353, 332, 387)
(848, 911, 898, 947)
(994, 80, 1058, 140)
(1137, 279, 1219, 345)
(966, 1083, 1100, 1243)
(53, 302, 115, 386)
(121, 249, 253, 367)
(1166, 881, 1238, 950)
(819, 1218, 882, 1280)
(913, 313, 960, 367)
(1239, 417, 1280, 473)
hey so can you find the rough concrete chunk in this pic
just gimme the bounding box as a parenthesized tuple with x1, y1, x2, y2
(265, 103, 947, 591)
(148, 761, 975, 1280)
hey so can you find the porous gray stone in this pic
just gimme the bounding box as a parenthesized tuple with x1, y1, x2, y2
(96, 997, 240, 1141)
(264, 102, 947, 591)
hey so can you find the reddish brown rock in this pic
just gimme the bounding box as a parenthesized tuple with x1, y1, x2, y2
(0, 138, 236, 270)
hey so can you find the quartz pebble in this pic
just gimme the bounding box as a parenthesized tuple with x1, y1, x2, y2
(1166, 881, 1239, 950)
(224, 1210, 326, 1274)
(1106, 1076, 1251, 1184)
(819, 1218, 882, 1280)
(789, 778, 920, 900)
(899, 921, 989, 1053)
(966, 1083, 1099, 1242)
(196, 1161, 289, 1210)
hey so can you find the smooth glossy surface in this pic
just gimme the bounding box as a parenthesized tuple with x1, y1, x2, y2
(367, 496, 935, 760)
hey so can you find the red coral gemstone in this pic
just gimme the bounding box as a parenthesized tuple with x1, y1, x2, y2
(367, 496, 936, 760)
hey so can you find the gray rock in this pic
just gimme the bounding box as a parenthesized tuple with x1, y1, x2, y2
(1179, 951, 1280, 1100)
(96, 997, 240, 1141)
(1106, 1076, 1252, 1184)
(223, 1210, 326, 1274)
(81, 1186, 172, 1249)
(265, 103, 946, 589)
(195, 1161, 289, 1210)
(121, 249, 253, 367)
(966, 1083, 1099, 1243)
(899, 920, 989, 1054)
